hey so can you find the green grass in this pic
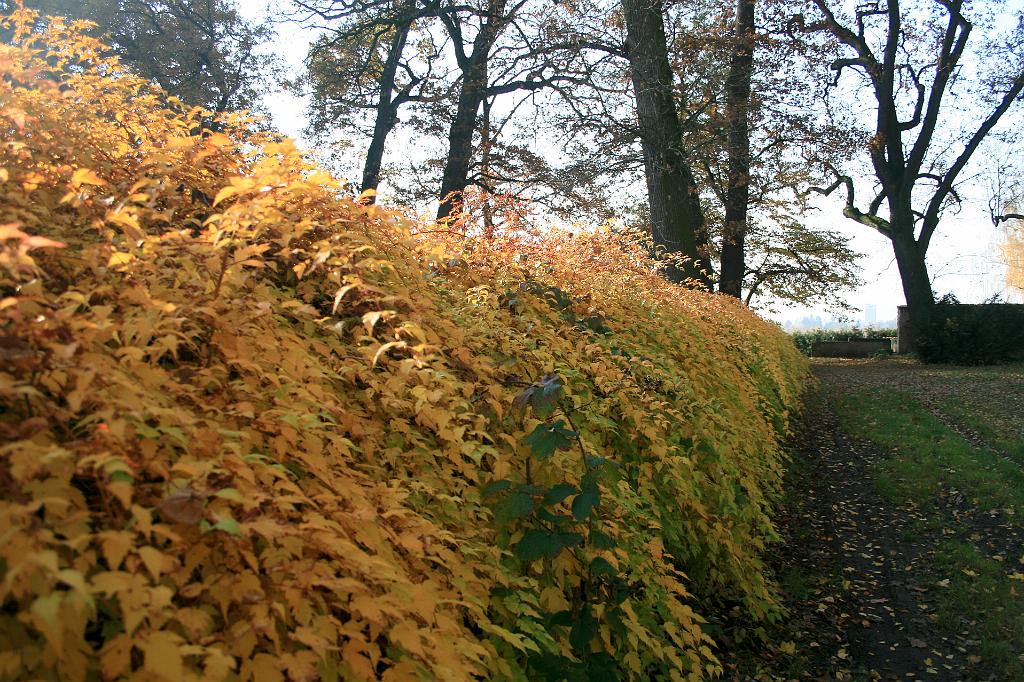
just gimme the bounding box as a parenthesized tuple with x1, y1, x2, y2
(938, 398, 1024, 465)
(834, 389, 1024, 515)
(834, 388, 1024, 678)
(927, 540, 1024, 678)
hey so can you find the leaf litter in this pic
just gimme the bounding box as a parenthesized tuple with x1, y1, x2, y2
(725, 358, 1024, 681)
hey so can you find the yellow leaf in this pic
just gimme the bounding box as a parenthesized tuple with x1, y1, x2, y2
(0, 168, 8, 183)
(100, 633, 133, 680)
(332, 283, 358, 313)
(143, 631, 184, 680)
(362, 310, 395, 335)
(373, 341, 407, 366)
(31, 592, 62, 630)
(213, 185, 240, 206)
(71, 167, 107, 188)
(6, 108, 26, 130)
(100, 531, 134, 570)
(205, 132, 232, 148)
(106, 209, 144, 240)
(203, 648, 236, 679)
(107, 251, 134, 268)
(213, 177, 255, 206)
(138, 546, 164, 580)
(21, 171, 44, 192)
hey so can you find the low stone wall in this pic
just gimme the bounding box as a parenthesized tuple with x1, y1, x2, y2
(811, 339, 894, 358)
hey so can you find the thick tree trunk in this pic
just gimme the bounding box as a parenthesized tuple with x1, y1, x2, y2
(436, 1, 505, 222)
(436, 56, 488, 221)
(622, 0, 711, 287)
(890, 211, 935, 352)
(360, 22, 411, 202)
(719, 0, 755, 298)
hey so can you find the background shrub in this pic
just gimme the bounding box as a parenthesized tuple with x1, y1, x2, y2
(789, 327, 897, 356)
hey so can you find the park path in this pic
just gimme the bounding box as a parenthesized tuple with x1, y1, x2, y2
(736, 359, 1024, 681)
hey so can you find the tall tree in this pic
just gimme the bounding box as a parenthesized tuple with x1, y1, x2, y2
(527, 0, 856, 300)
(296, 0, 444, 200)
(433, 0, 580, 220)
(718, 0, 754, 298)
(434, 0, 516, 220)
(13, 0, 278, 114)
(796, 0, 1024, 348)
(621, 0, 711, 286)
(741, 218, 861, 311)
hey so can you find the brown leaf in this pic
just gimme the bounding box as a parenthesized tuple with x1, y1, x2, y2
(157, 486, 206, 525)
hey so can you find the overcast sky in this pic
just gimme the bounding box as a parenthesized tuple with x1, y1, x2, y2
(239, 0, 1023, 327)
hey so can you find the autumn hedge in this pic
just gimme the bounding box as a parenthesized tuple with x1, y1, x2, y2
(0, 10, 809, 681)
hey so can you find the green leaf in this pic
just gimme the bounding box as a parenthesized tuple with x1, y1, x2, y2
(515, 530, 583, 562)
(493, 492, 535, 525)
(210, 517, 242, 536)
(536, 509, 573, 526)
(569, 607, 597, 651)
(572, 484, 600, 521)
(590, 556, 616, 577)
(133, 422, 161, 439)
(580, 315, 612, 335)
(482, 479, 512, 499)
(531, 374, 564, 418)
(583, 652, 619, 681)
(524, 420, 577, 460)
(548, 610, 574, 628)
(543, 286, 573, 310)
(515, 530, 559, 562)
(31, 592, 62, 629)
(590, 529, 617, 550)
(542, 483, 578, 507)
(213, 488, 243, 502)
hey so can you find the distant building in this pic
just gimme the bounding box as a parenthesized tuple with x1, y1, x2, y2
(865, 304, 877, 326)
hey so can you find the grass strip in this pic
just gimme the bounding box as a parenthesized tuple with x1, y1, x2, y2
(835, 389, 1024, 678)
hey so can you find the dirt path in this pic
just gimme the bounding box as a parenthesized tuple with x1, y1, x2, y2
(735, 360, 1024, 681)
(771, 390, 962, 680)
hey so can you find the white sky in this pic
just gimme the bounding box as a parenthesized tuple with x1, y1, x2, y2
(239, 0, 1023, 327)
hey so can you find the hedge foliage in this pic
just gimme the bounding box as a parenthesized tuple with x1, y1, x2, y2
(0, 10, 808, 680)
(789, 327, 897, 356)
(915, 297, 1024, 365)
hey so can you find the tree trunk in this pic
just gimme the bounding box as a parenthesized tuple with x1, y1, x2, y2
(436, 1, 505, 222)
(890, 211, 936, 352)
(719, 0, 754, 298)
(436, 56, 488, 221)
(480, 96, 496, 236)
(622, 0, 711, 287)
(360, 22, 411, 202)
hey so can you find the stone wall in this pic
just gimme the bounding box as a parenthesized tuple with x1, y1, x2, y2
(811, 339, 894, 358)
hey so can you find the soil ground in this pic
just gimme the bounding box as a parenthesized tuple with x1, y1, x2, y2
(727, 358, 1024, 681)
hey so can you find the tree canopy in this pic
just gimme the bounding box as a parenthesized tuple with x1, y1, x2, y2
(10, 0, 280, 114)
